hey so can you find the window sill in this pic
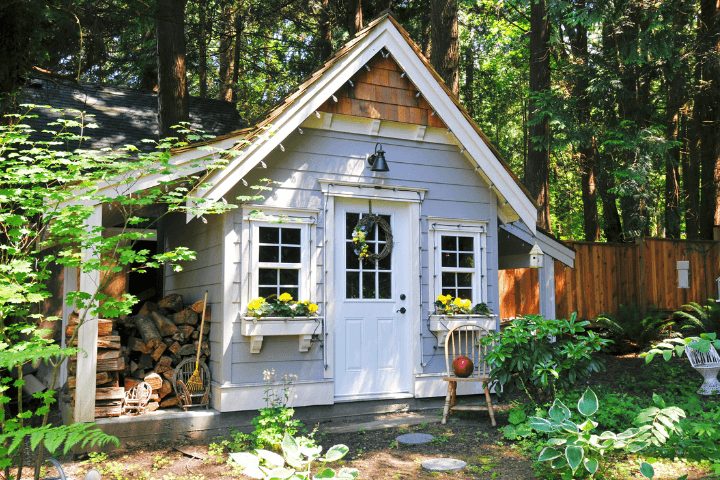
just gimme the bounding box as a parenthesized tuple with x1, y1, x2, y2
(240, 317, 323, 353)
(428, 314, 496, 346)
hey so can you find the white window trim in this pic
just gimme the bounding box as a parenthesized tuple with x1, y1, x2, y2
(241, 206, 318, 310)
(428, 217, 488, 305)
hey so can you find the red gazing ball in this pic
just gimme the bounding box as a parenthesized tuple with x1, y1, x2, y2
(452, 356, 474, 378)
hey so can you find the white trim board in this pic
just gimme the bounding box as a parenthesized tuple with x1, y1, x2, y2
(211, 380, 334, 412)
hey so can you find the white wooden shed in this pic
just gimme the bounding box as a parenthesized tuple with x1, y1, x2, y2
(68, 11, 575, 421)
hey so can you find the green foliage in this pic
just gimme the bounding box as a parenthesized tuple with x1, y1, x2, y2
(228, 432, 358, 480)
(479, 313, 609, 406)
(675, 302, 720, 335)
(0, 108, 257, 478)
(595, 304, 673, 351)
(643, 332, 720, 364)
(529, 388, 684, 479)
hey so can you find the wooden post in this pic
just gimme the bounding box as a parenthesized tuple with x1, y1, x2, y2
(74, 204, 102, 423)
(636, 236, 646, 317)
(538, 253, 556, 319)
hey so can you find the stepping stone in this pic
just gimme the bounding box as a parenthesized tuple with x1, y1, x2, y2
(396, 433, 433, 445)
(422, 458, 467, 472)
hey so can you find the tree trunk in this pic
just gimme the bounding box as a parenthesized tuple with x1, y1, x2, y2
(348, 0, 362, 37)
(217, 5, 234, 102)
(156, 0, 189, 140)
(526, 0, 551, 231)
(420, 0, 431, 59)
(430, 0, 459, 96)
(232, 12, 243, 103)
(698, 0, 720, 240)
(463, 46, 474, 116)
(198, 0, 207, 98)
(686, 76, 702, 239)
(597, 167, 624, 242)
(319, 0, 333, 61)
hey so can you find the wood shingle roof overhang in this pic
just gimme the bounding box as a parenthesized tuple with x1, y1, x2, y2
(164, 11, 539, 232)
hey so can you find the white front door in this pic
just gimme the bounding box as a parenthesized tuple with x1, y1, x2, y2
(334, 198, 411, 399)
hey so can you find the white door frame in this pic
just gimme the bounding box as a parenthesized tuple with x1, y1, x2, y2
(319, 180, 425, 398)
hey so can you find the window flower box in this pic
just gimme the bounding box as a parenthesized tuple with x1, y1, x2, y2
(428, 314, 496, 347)
(241, 316, 323, 353)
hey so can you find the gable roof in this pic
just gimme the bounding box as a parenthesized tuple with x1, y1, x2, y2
(88, 10, 538, 232)
(23, 77, 246, 152)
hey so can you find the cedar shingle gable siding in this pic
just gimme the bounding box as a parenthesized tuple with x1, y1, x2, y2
(318, 53, 447, 129)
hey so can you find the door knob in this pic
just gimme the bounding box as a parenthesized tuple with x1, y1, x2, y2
(400, 294, 406, 300)
(397, 307, 406, 314)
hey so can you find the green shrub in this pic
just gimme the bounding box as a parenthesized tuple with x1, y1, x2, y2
(479, 313, 609, 406)
(675, 302, 720, 335)
(595, 303, 672, 351)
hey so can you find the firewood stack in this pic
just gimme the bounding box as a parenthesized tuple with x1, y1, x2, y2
(66, 312, 125, 418)
(117, 294, 210, 412)
(65, 294, 210, 418)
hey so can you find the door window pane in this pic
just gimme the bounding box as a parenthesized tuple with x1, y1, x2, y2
(345, 212, 392, 300)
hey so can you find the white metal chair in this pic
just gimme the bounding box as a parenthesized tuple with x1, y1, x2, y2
(685, 343, 720, 395)
(441, 324, 496, 426)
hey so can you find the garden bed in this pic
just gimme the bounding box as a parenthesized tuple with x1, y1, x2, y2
(15, 354, 720, 479)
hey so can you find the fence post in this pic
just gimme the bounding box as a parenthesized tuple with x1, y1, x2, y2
(636, 236, 646, 316)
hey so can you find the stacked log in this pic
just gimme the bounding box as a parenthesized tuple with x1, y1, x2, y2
(66, 313, 124, 418)
(119, 294, 210, 412)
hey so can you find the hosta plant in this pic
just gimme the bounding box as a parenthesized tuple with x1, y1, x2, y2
(229, 432, 359, 479)
(529, 388, 684, 479)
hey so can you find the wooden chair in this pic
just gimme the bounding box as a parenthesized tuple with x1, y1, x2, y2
(172, 358, 211, 410)
(122, 381, 152, 415)
(685, 343, 720, 395)
(442, 324, 496, 426)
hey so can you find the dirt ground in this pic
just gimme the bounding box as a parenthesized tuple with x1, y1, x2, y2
(10, 354, 720, 480)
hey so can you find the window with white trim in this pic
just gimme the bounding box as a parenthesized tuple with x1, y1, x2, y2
(246, 210, 315, 303)
(430, 221, 487, 304)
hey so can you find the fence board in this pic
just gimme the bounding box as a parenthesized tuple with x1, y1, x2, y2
(499, 238, 719, 320)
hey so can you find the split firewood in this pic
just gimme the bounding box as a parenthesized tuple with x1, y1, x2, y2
(168, 341, 181, 354)
(172, 330, 187, 343)
(124, 377, 142, 391)
(151, 343, 167, 361)
(138, 301, 159, 316)
(136, 369, 146, 378)
(163, 337, 174, 348)
(69, 335, 121, 348)
(128, 336, 152, 354)
(151, 312, 178, 336)
(172, 309, 198, 326)
(159, 380, 172, 399)
(156, 356, 173, 369)
(138, 354, 154, 370)
(134, 314, 163, 350)
(68, 372, 110, 389)
(178, 325, 194, 338)
(176, 344, 196, 356)
(68, 311, 80, 325)
(155, 364, 171, 375)
(95, 387, 125, 401)
(189, 300, 204, 313)
(130, 361, 139, 374)
(97, 357, 125, 372)
(95, 405, 122, 418)
(144, 373, 163, 390)
(97, 349, 121, 360)
(158, 294, 184, 313)
(162, 370, 174, 381)
(146, 401, 159, 412)
(66, 319, 113, 337)
(150, 393, 160, 402)
(160, 396, 180, 408)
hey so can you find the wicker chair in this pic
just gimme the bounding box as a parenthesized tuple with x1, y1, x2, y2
(122, 381, 152, 415)
(685, 344, 720, 395)
(172, 358, 211, 410)
(441, 324, 496, 426)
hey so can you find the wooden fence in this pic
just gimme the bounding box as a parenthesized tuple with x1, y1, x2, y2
(499, 237, 720, 320)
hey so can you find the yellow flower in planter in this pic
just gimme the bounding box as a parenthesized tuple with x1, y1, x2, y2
(278, 292, 293, 302)
(437, 294, 452, 305)
(308, 303, 319, 314)
(248, 297, 265, 310)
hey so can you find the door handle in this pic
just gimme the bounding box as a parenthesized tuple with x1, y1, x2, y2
(397, 307, 406, 314)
